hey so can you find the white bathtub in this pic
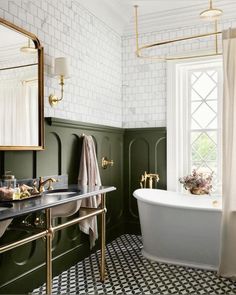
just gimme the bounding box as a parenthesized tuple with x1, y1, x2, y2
(133, 189, 222, 270)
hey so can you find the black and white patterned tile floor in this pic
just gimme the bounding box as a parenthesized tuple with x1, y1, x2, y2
(33, 234, 236, 294)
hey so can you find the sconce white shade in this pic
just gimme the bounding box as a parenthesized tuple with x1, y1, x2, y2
(54, 57, 69, 78)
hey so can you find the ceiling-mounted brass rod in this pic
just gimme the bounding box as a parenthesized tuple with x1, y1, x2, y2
(21, 77, 38, 84)
(0, 63, 37, 71)
(215, 20, 219, 54)
(138, 30, 221, 50)
(137, 52, 222, 61)
(134, 5, 223, 61)
(134, 5, 140, 57)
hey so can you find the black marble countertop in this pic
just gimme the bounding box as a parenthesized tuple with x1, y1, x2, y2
(0, 185, 116, 221)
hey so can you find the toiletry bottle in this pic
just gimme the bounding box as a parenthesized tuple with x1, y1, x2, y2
(13, 184, 21, 200)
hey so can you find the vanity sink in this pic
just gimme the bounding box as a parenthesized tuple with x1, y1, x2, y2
(46, 192, 75, 196)
(43, 189, 82, 218)
(44, 189, 79, 196)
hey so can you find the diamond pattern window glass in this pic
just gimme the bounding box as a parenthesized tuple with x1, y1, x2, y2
(189, 67, 222, 192)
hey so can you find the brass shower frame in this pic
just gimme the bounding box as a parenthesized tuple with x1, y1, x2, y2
(0, 193, 107, 295)
(134, 5, 223, 61)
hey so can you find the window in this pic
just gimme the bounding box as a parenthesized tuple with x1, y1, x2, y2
(167, 58, 222, 193)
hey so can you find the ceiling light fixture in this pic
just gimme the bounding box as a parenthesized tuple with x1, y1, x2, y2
(134, 0, 223, 61)
(200, 0, 223, 21)
(20, 38, 37, 53)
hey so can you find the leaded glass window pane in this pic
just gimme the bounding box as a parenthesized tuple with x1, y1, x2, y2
(189, 68, 221, 192)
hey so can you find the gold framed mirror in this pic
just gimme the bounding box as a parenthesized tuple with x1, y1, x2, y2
(0, 18, 44, 150)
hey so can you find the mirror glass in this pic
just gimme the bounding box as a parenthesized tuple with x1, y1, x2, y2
(0, 20, 44, 150)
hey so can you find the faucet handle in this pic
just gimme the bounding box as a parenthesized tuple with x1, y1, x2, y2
(32, 179, 39, 194)
(39, 177, 45, 193)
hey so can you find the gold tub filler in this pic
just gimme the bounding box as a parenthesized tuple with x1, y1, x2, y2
(140, 171, 159, 189)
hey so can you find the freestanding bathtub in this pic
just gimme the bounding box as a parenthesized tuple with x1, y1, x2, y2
(133, 189, 222, 270)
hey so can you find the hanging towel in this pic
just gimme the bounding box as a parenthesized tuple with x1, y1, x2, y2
(78, 135, 101, 248)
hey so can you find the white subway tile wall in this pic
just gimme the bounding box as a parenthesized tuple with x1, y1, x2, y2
(122, 19, 236, 128)
(1, 1, 236, 128)
(0, 0, 122, 127)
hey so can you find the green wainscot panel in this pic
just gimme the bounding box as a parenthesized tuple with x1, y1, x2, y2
(123, 127, 167, 233)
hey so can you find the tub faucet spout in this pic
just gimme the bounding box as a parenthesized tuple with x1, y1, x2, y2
(140, 171, 159, 189)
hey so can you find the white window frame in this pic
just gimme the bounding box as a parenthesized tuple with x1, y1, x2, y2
(167, 57, 223, 192)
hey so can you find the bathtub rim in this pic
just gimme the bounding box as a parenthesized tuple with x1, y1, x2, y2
(133, 188, 222, 212)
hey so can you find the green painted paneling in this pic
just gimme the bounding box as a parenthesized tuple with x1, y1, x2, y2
(0, 120, 167, 294)
(4, 151, 35, 179)
(123, 127, 167, 233)
(37, 131, 62, 177)
(0, 118, 124, 294)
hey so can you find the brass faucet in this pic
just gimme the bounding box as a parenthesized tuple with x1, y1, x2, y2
(140, 171, 159, 189)
(38, 177, 58, 193)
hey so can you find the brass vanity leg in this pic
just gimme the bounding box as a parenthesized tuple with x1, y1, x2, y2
(45, 208, 53, 295)
(100, 193, 106, 282)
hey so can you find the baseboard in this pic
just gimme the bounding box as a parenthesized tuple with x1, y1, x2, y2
(124, 220, 141, 235)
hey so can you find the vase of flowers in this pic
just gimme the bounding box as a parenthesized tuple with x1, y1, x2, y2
(179, 169, 213, 195)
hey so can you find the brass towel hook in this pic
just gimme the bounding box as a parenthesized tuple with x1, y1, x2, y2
(102, 157, 114, 169)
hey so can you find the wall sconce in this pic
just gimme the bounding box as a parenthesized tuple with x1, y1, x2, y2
(49, 57, 69, 107)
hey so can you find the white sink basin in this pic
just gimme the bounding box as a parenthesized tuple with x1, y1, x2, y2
(44, 189, 82, 218)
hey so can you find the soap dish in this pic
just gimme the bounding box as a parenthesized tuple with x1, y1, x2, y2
(0, 192, 42, 202)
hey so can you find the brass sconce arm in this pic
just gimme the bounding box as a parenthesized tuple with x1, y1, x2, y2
(49, 75, 64, 106)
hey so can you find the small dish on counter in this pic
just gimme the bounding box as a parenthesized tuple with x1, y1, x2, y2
(0, 185, 42, 202)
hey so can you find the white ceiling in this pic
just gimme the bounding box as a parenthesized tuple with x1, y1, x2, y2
(115, 0, 214, 18)
(0, 25, 36, 66)
(0, 24, 27, 47)
(77, 0, 236, 35)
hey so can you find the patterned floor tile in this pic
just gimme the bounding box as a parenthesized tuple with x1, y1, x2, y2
(33, 234, 236, 294)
